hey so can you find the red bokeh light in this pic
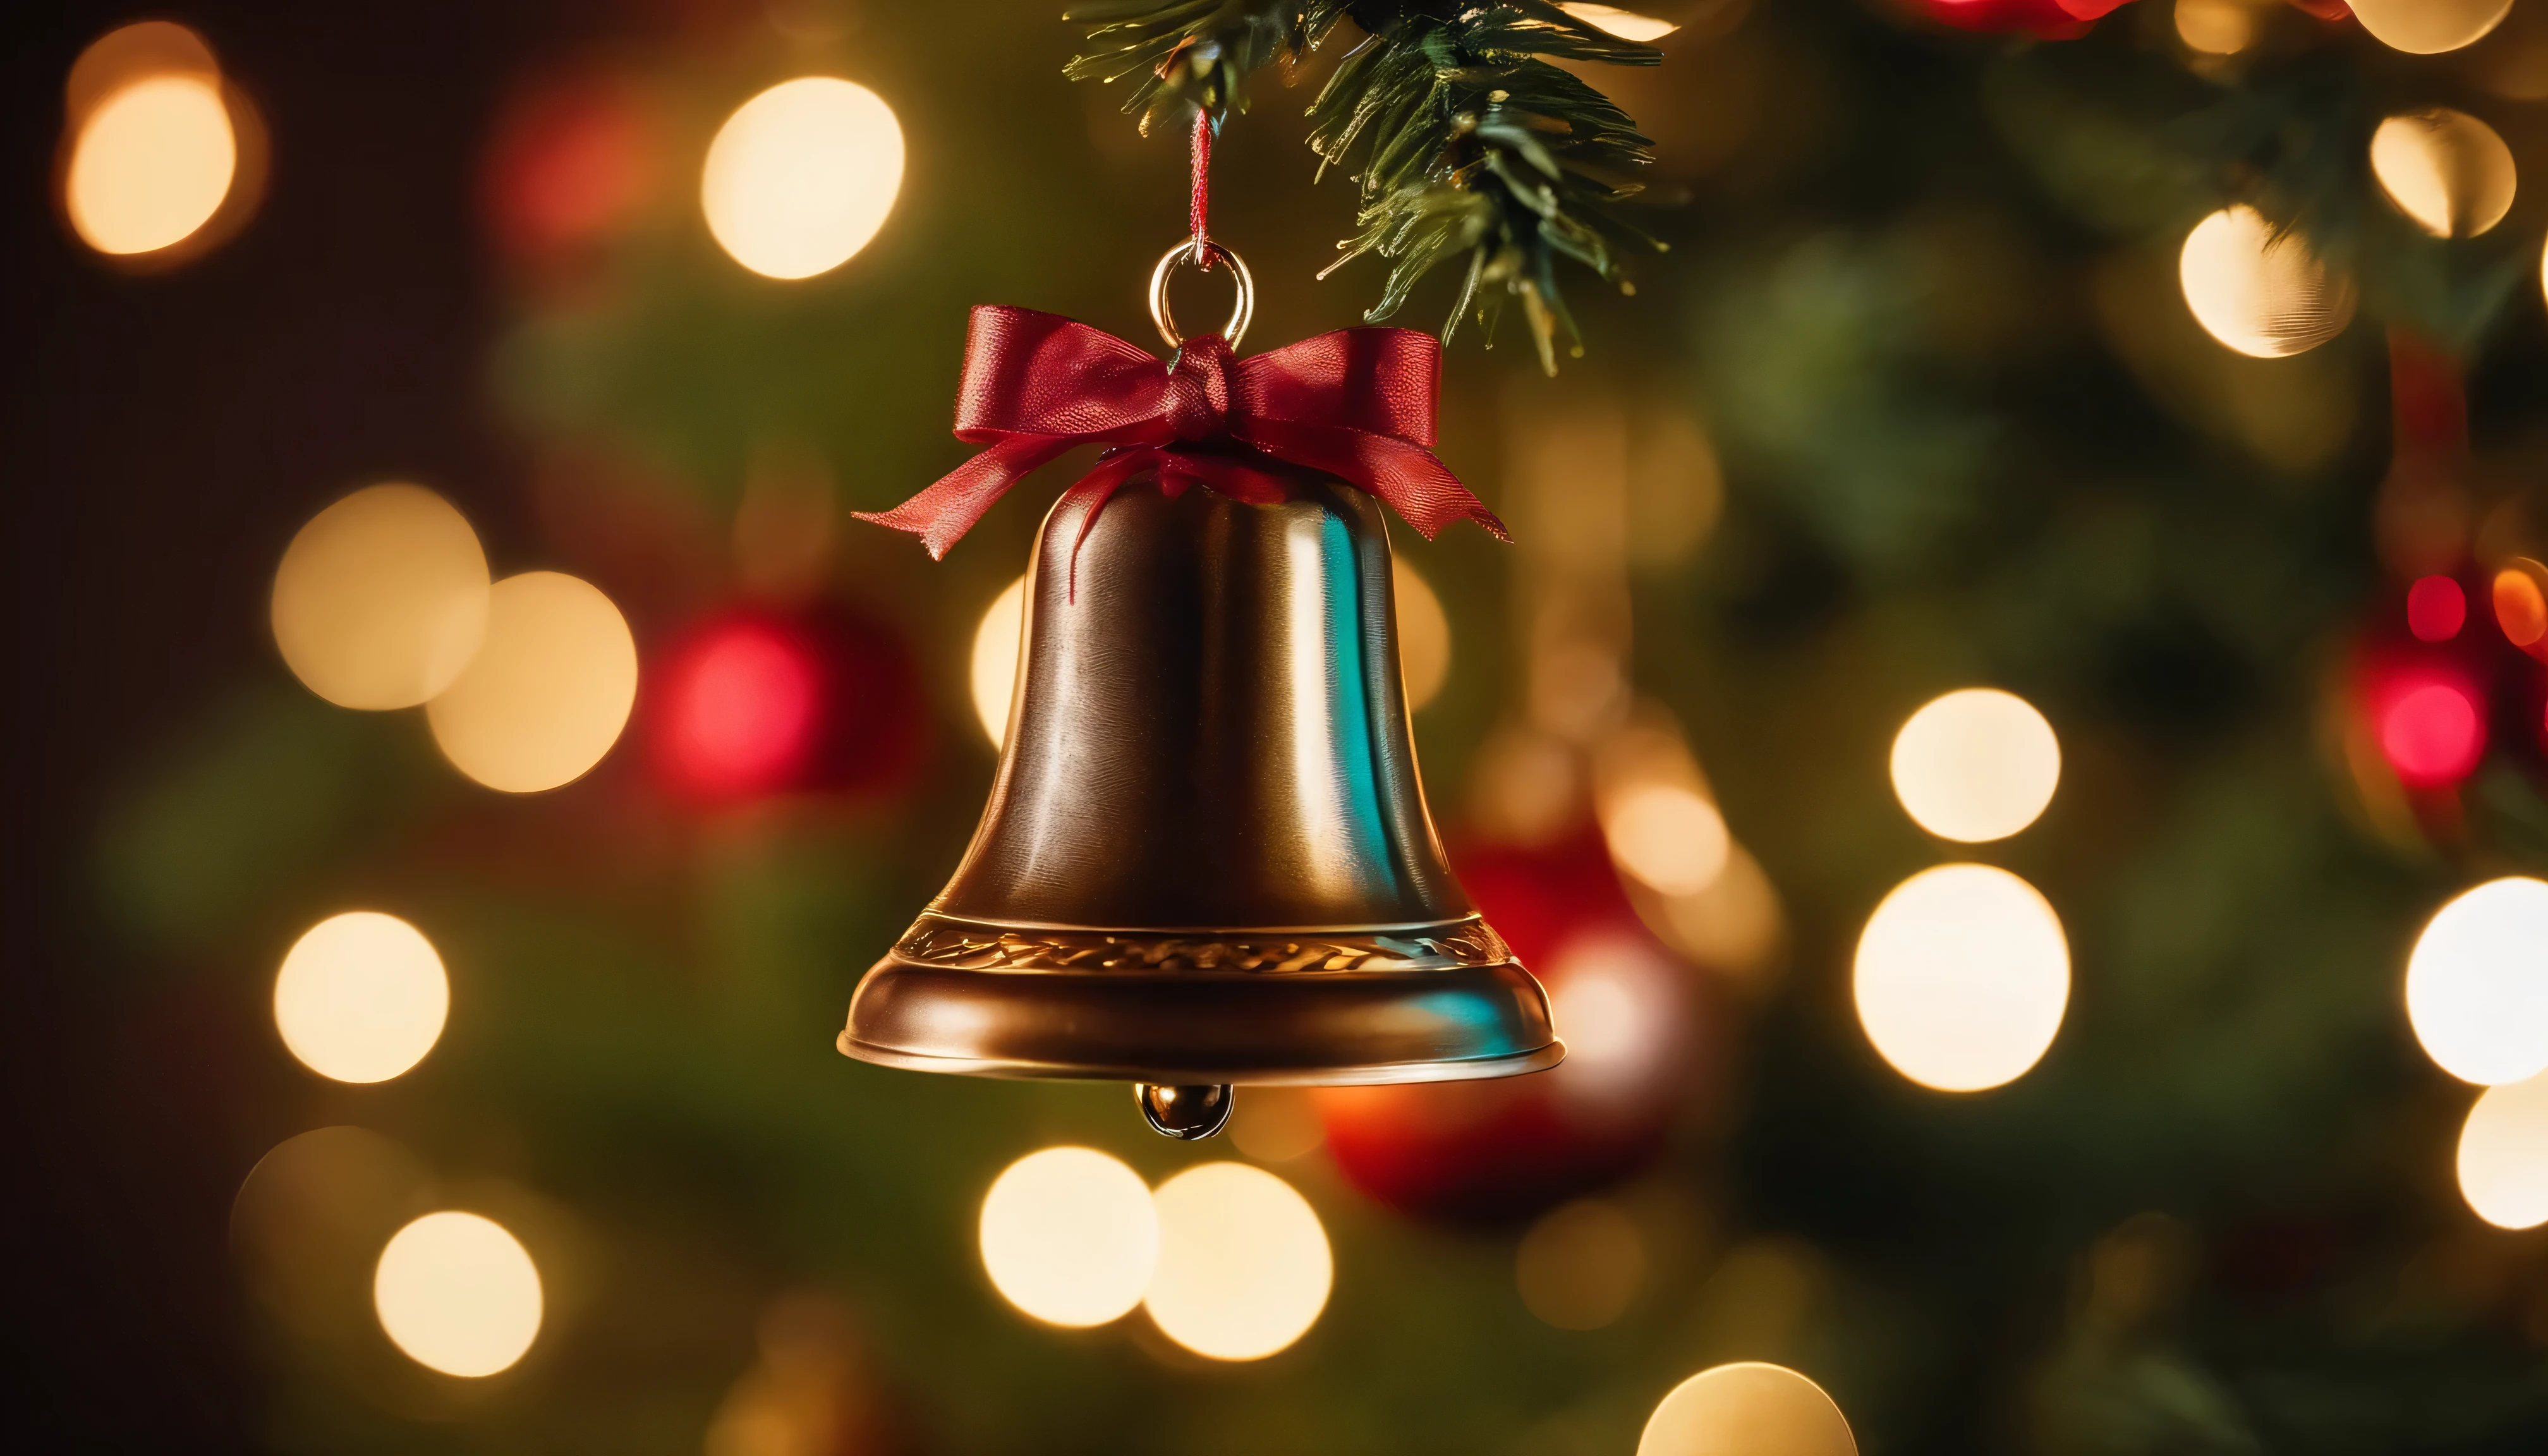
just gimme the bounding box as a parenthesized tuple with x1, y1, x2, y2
(657, 619, 823, 798)
(484, 77, 652, 258)
(1912, 0, 2130, 39)
(2376, 676, 2485, 787)
(648, 603, 928, 806)
(2406, 574, 2466, 643)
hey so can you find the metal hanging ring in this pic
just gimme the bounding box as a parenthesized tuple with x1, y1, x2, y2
(1148, 238, 1254, 353)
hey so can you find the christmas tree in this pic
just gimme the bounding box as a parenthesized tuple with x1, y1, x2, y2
(22, 0, 2548, 1452)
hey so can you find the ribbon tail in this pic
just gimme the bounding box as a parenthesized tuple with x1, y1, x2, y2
(852, 435, 1079, 560)
(1057, 449, 1160, 602)
(1238, 421, 1510, 543)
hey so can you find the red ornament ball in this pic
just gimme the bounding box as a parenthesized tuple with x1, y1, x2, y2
(1909, 0, 2134, 39)
(1313, 832, 1704, 1225)
(649, 604, 927, 804)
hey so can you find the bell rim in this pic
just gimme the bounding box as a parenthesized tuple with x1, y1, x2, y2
(834, 1031, 1566, 1086)
(840, 939, 1561, 1085)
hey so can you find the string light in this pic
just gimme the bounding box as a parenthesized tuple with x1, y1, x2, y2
(2457, 1071, 2548, 1230)
(1603, 782, 1731, 897)
(1854, 864, 2069, 1093)
(2494, 566, 2548, 650)
(1639, 1362, 1858, 1456)
(2406, 877, 2548, 1086)
(272, 912, 449, 1084)
(702, 77, 904, 280)
(272, 484, 491, 710)
(427, 572, 638, 792)
(1559, 4, 1680, 43)
(2407, 576, 2467, 643)
(2347, 0, 2513, 56)
(655, 618, 824, 798)
(373, 1211, 543, 1377)
(2178, 206, 2355, 359)
(976, 1148, 1158, 1328)
(970, 576, 1028, 749)
(2374, 674, 2485, 787)
(1393, 559, 1453, 712)
(67, 74, 235, 256)
(1229, 1088, 1327, 1163)
(1515, 1198, 1644, 1331)
(1143, 1162, 1332, 1361)
(2175, 0, 2257, 56)
(2370, 109, 2516, 239)
(1888, 689, 2060, 843)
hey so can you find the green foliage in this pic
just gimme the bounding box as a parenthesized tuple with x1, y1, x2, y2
(1064, 0, 1338, 133)
(92, 684, 424, 956)
(1067, 1, 1661, 372)
(1990, 35, 2541, 353)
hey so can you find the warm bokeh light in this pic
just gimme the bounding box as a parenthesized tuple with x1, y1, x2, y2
(1230, 1086, 1327, 1163)
(2407, 574, 2466, 642)
(2178, 206, 2355, 358)
(2370, 109, 2516, 239)
(2375, 675, 2485, 787)
(2348, 0, 2513, 56)
(272, 485, 491, 710)
(373, 1211, 543, 1376)
(1515, 1198, 1645, 1330)
(2494, 565, 2547, 649)
(273, 912, 449, 1084)
(67, 74, 235, 255)
(66, 20, 218, 119)
(970, 576, 1029, 749)
(1640, 840, 1787, 982)
(1545, 931, 1687, 1113)
(1560, 4, 1680, 43)
(1602, 782, 1730, 897)
(1854, 864, 2069, 1093)
(702, 77, 904, 280)
(1393, 558, 1453, 712)
(976, 1148, 1157, 1328)
(703, 1293, 876, 1456)
(1888, 688, 2060, 843)
(231, 1126, 437, 1342)
(2406, 877, 2548, 1086)
(2175, 0, 2256, 55)
(2457, 1071, 2548, 1230)
(1639, 1362, 1858, 1456)
(1144, 1162, 1332, 1361)
(657, 619, 822, 798)
(427, 571, 638, 792)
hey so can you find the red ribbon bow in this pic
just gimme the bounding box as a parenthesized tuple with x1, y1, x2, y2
(852, 306, 1508, 561)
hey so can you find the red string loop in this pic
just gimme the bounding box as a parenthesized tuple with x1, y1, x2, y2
(1190, 107, 1212, 272)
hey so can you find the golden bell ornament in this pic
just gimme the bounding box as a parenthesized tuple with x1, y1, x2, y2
(839, 476, 1562, 1134)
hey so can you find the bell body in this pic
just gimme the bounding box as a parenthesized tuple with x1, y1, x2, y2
(840, 475, 1560, 1085)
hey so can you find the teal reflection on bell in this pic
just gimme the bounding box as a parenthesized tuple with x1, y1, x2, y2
(839, 473, 1562, 1095)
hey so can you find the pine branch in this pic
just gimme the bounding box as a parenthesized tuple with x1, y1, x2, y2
(1064, 1, 1342, 136)
(1065, 1, 1663, 372)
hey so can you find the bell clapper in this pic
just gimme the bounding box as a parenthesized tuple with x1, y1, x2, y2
(1136, 1083, 1234, 1140)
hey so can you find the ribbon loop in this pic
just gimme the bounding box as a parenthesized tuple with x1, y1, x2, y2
(854, 305, 1508, 561)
